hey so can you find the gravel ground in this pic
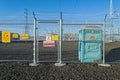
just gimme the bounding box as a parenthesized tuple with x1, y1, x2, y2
(0, 62, 120, 80)
(0, 41, 120, 80)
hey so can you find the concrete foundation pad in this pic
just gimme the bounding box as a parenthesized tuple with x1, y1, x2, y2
(98, 64, 111, 67)
(55, 63, 66, 66)
(29, 63, 39, 66)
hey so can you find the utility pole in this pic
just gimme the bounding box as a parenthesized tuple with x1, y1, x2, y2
(24, 9, 28, 34)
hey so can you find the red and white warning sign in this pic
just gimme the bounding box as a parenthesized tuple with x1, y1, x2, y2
(46, 34, 51, 41)
(43, 41, 55, 47)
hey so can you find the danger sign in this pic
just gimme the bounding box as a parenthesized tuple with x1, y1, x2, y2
(46, 34, 51, 41)
(43, 41, 55, 47)
(2, 31, 11, 43)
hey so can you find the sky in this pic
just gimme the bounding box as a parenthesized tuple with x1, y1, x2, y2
(0, 0, 120, 20)
(0, 0, 120, 36)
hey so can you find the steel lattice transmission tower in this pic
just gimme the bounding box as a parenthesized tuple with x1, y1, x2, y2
(24, 9, 28, 34)
(110, 0, 114, 41)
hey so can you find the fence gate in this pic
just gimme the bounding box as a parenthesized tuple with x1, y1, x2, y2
(37, 20, 59, 63)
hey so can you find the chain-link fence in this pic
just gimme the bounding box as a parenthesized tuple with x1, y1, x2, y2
(37, 20, 59, 63)
(62, 23, 81, 63)
(105, 18, 120, 64)
(1, 13, 120, 65)
(0, 20, 34, 62)
(62, 20, 103, 63)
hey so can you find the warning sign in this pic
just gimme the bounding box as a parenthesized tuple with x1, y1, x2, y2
(21, 34, 29, 40)
(12, 34, 19, 39)
(43, 41, 55, 47)
(46, 34, 51, 41)
(52, 35, 58, 41)
(2, 31, 11, 43)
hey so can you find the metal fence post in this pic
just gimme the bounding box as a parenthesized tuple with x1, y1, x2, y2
(55, 12, 65, 66)
(59, 12, 62, 64)
(99, 14, 111, 67)
(37, 33, 39, 63)
(29, 12, 39, 66)
(103, 15, 107, 65)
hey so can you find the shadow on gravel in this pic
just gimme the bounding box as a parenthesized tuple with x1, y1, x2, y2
(105, 47, 120, 62)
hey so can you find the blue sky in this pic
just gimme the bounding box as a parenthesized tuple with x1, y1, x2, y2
(0, 0, 120, 20)
(0, 0, 120, 37)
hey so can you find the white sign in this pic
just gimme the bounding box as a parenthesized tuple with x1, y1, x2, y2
(46, 34, 51, 41)
(43, 41, 55, 47)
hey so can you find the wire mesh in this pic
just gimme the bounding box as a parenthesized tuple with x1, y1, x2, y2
(62, 20, 103, 63)
(0, 20, 34, 61)
(37, 22, 59, 62)
(105, 18, 120, 64)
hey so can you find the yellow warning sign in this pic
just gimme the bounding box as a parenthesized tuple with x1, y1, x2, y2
(2, 31, 11, 43)
(52, 35, 58, 41)
(21, 34, 29, 40)
(12, 34, 19, 38)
